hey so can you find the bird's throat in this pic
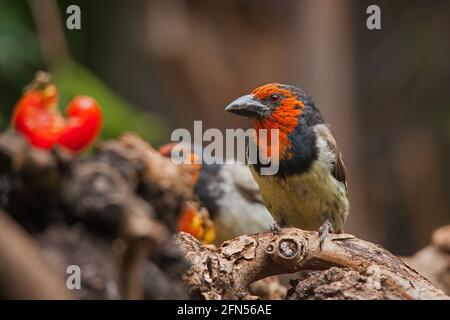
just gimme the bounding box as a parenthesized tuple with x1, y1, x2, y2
(254, 98, 303, 161)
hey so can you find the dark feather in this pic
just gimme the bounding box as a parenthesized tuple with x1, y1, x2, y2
(333, 148, 347, 188)
(314, 124, 348, 190)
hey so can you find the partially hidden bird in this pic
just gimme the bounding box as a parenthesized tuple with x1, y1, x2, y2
(225, 83, 349, 246)
(159, 142, 274, 245)
(194, 161, 274, 244)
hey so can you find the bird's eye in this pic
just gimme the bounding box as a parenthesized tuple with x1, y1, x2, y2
(270, 94, 280, 102)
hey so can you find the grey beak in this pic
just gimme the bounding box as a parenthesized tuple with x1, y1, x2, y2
(225, 94, 271, 118)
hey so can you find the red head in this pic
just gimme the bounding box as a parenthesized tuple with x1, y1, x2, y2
(225, 83, 305, 160)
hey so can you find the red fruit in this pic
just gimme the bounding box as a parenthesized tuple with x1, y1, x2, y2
(12, 81, 102, 153)
(57, 96, 103, 152)
(13, 86, 65, 149)
(177, 203, 216, 244)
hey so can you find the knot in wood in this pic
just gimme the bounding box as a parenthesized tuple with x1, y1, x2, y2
(280, 239, 297, 257)
(266, 236, 307, 266)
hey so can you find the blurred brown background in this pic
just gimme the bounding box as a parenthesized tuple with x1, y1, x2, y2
(0, 0, 449, 255)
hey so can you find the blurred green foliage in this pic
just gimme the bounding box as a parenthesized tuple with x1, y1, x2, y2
(53, 60, 167, 142)
(0, 0, 43, 130)
(0, 0, 167, 144)
(0, 1, 42, 84)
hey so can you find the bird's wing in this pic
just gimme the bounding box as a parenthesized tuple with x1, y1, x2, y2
(314, 124, 348, 190)
(332, 145, 348, 189)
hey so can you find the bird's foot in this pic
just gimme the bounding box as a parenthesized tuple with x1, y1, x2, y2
(318, 220, 333, 250)
(270, 222, 282, 234)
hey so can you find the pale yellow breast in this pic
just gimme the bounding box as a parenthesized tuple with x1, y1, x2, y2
(251, 161, 349, 232)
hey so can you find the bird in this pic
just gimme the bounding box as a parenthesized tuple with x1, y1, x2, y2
(194, 161, 274, 244)
(224, 83, 349, 247)
(159, 143, 274, 244)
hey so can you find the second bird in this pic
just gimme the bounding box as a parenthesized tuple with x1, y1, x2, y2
(225, 83, 349, 246)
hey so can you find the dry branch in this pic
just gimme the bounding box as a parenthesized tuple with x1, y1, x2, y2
(119, 204, 170, 300)
(95, 133, 196, 230)
(0, 210, 72, 299)
(403, 225, 450, 295)
(176, 228, 449, 300)
(1, 130, 448, 300)
(0, 131, 190, 299)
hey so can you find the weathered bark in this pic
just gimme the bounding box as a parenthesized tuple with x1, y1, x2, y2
(1, 130, 448, 300)
(94, 133, 196, 231)
(403, 225, 450, 295)
(119, 203, 173, 300)
(176, 229, 449, 300)
(0, 131, 191, 299)
(249, 276, 287, 300)
(286, 267, 404, 300)
(0, 210, 72, 299)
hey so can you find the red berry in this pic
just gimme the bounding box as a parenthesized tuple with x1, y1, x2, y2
(13, 89, 65, 149)
(57, 96, 103, 152)
(12, 84, 103, 153)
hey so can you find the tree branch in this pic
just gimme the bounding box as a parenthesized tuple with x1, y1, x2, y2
(403, 225, 450, 295)
(176, 228, 449, 300)
(0, 210, 72, 299)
